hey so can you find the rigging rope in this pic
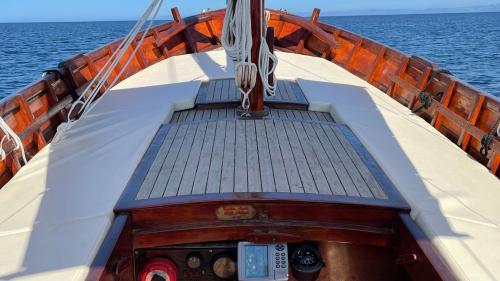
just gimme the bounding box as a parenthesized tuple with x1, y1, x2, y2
(0, 117, 27, 165)
(259, 10, 278, 97)
(53, 0, 164, 143)
(222, 0, 278, 113)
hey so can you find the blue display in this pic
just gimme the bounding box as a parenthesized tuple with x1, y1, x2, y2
(245, 245, 269, 278)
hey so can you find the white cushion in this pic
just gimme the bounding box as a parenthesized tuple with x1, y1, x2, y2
(273, 52, 500, 281)
(0, 50, 236, 281)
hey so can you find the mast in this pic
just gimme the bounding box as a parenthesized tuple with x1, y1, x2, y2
(248, 0, 265, 114)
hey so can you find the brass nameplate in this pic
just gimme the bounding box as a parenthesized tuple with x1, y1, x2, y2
(215, 205, 257, 221)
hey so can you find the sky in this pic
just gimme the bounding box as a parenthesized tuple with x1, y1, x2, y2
(1, 0, 500, 23)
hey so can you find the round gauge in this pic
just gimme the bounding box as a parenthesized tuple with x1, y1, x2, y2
(140, 258, 177, 281)
(186, 252, 203, 269)
(211, 254, 237, 280)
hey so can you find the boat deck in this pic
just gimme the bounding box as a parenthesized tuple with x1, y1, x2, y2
(132, 108, 387, 199)
(115, 76, 407, 210)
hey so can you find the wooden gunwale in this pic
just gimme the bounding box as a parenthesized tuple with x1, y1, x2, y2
(0, 7, 499, 187)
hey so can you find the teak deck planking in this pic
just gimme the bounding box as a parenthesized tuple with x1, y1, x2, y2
(0, 7, 499, 188)
(126, 106, 390, 202)
(195, 78, 308, 109)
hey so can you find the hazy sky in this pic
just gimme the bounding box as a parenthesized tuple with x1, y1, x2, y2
(1, 0, 500, 22)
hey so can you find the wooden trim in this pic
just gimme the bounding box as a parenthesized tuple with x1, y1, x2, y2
(459, 95, 485, 149)
(432, 81, 457, 128)
(116, 192, 409, 214)
(408, 66, 433, 109)
(85, 214, 133, 281)
(367, 46, 386, 82)
(391, 78, 500, 155)
(310, 8, 321, 25)
(133, 220, 394, 249)
(388, 57, 409, 97)
(345, 38, 363, 69)
(397, 214, 457, 281)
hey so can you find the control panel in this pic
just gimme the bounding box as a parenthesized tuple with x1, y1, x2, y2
(237, 242, 289, 281)
(137, 243, 238, 281)
(137, 242, 290, 281)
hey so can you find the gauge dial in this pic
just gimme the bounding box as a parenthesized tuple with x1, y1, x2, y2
(212, 255, 237, 279)
(186, 252, 203, 269)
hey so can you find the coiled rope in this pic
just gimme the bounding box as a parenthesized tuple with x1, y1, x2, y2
(53, 0, 164, 143)
(258, 10, 278, 97)
(222, 0, 278, 113)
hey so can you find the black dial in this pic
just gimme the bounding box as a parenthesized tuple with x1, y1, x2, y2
(186, 252, 203, 269)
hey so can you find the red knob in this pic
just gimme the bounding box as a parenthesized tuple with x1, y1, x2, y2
(140, 258, 177, 281)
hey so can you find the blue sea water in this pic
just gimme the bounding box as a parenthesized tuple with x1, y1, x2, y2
(0, 12, 499, 99)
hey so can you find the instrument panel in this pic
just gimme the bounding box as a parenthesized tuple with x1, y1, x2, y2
(137, 242, 321, 281)
(137, 243, 239, 281)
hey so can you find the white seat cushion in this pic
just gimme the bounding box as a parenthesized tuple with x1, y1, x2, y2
(272, 52, 500, 281)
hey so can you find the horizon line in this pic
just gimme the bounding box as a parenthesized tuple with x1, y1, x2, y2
(0, 10, 499, 24)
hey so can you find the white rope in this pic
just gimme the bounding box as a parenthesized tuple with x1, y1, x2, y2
(222, 0, 258, 113)
(0, 117, 27, 165)
(53, 0, 163, 143)
(222, 0, 278, 112)
(221, 0, 253, 63)
(258, 10, 278, 96)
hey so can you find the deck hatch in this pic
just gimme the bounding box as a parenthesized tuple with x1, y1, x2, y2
(195, 79, 308, 109)
(123, 108, 400, 203)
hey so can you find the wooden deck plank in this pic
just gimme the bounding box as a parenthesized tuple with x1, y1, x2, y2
(186, 110, 196, 122)
(293, 122, 331, 195)
(235, 120, 248, 192)
(323, 112, 335, 122)
(164, 124, 198, 197)
(198, 82, 209, 103)
(136, 126, 179, 199)
(290, 80, 308, 103)
(284, 121, 318, 194)
(246, 120, 262, 192)
(149, 124, 189, 198)
(278, 80, 292, 101)
(178, 111, 189, 123)
(206, 121, 227, 193)
(312, 123, 359, 196)
(214, 79, 223, 101)
(221, 79, 230, 101)
(331, 126, 387, 199)
(220, 120, 236, 193)
(229, 79, 237, 100)
(321, 124, 374, 198)
(206, 80, 216, 102)
(274, 120, 304, 193)
(177, 123, 207, 196)
(256, 120, 276, 192)
(131, 108, 398, 204)
(283, 80, 297, 102)
(265, 120, 290, 192)
(170, 112, 181, 123)
(191, 122, 217, 194)
(196, 79, 308, 108)
(302, 122, 346, 195)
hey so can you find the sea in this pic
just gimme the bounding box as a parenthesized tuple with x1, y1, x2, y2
(0, 12, 499, 99)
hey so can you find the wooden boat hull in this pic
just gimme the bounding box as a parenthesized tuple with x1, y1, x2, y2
(0, 8, 498, 187)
